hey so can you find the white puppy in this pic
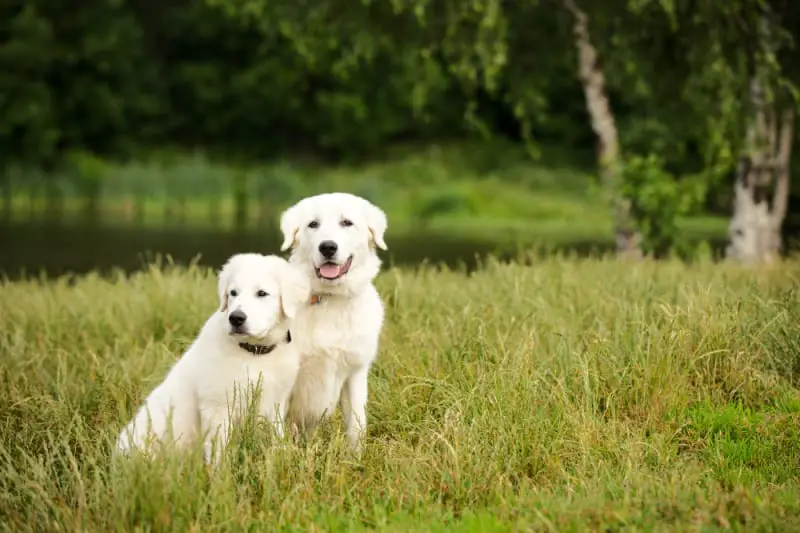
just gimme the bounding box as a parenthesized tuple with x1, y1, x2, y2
(279, 192, 387, 454)
(115, 253, 309, 464)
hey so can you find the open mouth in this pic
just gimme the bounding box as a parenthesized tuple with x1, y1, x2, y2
(316, 255, 353, 281)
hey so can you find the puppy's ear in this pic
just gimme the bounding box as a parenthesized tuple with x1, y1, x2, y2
(279, 203, 302, 252)
(217, 255, 238, 312)
(364, 202, 388, 251)
(279, 265, 310, 320)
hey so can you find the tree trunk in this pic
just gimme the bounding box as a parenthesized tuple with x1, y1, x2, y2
(562, 0, 641, 259)
(726, 16, 794, 264)
(769, 109, 794, 254)
(726, 156, 773, 263)
(727, 110, 794, 264)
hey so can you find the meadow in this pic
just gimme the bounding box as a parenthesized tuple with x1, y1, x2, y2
(1, 255, 799, 531)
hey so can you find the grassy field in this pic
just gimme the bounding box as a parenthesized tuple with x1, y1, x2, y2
(1, 256, 799, 530)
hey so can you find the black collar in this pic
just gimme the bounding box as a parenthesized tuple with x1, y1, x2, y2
(238, 330, 292, 356)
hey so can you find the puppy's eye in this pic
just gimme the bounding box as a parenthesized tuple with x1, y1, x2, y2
(230, 290, 238, 297)
(308, 220, 319, 229)
(340, 219, 353, 227)
(256, 290, 268, 298)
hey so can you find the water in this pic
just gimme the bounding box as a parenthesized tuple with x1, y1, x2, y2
(0, 220, 649, 280)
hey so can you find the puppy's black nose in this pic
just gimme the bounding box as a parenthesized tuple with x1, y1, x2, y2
(318, 240, 338, 259)
(228, 310, 247, 328)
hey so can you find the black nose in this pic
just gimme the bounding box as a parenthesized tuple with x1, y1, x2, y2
(318, 240, 338, 258)
(228, 310, 247, 328)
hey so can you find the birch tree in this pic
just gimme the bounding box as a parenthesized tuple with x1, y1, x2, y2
(727, 12, 796, 263)
(561, 0, 642, 258)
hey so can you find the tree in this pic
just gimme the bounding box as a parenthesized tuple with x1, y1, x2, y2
(209, 0, 658, 255)
(560, 0, 642, 258)
(726, 10, 796, 263)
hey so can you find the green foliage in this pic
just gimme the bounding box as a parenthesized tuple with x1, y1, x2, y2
(620, 154, 706, 256)
(64, 150, 108, 191)
(413, 188, 481, 223)
(0, 0, 782, 170)
(1, 258, 799, 528)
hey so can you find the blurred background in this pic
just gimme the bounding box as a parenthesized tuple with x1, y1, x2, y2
(1, 0, 798, 278)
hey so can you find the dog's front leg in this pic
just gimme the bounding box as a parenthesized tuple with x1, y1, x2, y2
(201, 407, 231, 466)
(341, 366, 369, 456)
(259, 398, 286, 441)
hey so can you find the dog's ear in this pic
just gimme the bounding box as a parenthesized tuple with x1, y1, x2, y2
(279, 203, 302, 252)
(364, 201, 388, 251)
(279, 264, 310, 320)
(217, 255, 238, 312)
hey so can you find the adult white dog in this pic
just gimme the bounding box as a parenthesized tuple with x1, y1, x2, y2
(115, 253, 309, 464)
(279, 192, 387, 454)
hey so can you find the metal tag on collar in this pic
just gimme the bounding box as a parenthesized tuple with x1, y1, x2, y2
(310, 294, 323, 305)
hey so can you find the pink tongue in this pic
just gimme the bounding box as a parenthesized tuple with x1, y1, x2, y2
(319, 264, 342, 279)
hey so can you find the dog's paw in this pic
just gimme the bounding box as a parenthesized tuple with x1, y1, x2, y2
(347, 434, 365, 460)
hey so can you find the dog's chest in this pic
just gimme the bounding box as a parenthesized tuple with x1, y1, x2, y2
(294, 296, 382, 367)
(196, 353, 297, 401)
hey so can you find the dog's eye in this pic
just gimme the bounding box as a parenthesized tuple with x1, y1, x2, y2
(340, 219, 353, 227)
(230, 290, 238, 297)
(256, 290, 268, 298)
(308, 220, 319, 229)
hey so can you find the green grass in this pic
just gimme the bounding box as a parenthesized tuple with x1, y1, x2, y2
(3, 141, 730, 247)
(3, 256, 798, 530)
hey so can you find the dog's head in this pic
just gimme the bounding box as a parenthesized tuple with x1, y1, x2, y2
(279, 193, 387, 295)
(217, 253, 310, 343)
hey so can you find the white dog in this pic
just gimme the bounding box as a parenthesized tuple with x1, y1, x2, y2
(115, 253, 309, 464)
(279, 192, 387, 454)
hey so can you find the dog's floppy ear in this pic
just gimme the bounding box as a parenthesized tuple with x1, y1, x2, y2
(217, 255, 239, 312)
(364, 201, 388, 250)
(279, 203, 302, 252)
(279, 264, 310, 320)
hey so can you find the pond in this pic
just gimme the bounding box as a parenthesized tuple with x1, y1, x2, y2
(0, 221, 732, 281)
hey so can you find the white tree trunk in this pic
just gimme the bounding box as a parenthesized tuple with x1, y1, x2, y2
(562, 0, 642, 259)
(727, 158, 775, 263)
(726, 31, 794, 265)
(769, 108, 794, 254)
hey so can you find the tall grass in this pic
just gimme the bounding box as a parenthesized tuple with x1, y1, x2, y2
(2, 143, 728, 245)
(1, 256, 798, 530)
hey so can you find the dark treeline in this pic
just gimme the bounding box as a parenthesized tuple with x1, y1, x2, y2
(2, 0, 734, 169)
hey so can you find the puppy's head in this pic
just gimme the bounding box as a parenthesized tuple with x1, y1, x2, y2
(279, 193, 387, 294)
(217, 253, 310, 343)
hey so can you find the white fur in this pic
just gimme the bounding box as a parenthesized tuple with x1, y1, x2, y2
(115, 253, 310, 464)
(279, 192, 387, 454)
